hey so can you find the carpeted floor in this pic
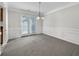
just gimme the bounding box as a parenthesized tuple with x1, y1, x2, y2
(2, 34, 79, 56)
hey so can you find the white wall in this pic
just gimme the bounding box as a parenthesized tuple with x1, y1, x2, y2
(36, 19, 43, 34)
(8, 10, 21, 39)
(8, 8, 42, 39)
(43, 4, 79, 45)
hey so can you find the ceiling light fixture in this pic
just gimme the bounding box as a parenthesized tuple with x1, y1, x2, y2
(36, 2, 44, 20)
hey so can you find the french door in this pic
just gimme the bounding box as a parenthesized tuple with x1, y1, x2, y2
(21, 16, 36, 35)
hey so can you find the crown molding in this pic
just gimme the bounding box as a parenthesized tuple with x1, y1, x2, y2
(46, 3, 79, 16)
(8, 7, 38, 16)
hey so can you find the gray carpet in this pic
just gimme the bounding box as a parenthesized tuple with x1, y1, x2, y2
(2, 34, 79, 56)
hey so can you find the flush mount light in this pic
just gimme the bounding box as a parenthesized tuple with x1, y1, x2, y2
(36, 2, 44, 20)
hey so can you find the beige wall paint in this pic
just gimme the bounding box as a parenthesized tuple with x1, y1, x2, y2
(43, 4, 79, 45)
(8, 8, 42, 39)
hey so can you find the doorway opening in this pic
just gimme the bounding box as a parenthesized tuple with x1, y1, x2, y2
(21, 15, 36, 35)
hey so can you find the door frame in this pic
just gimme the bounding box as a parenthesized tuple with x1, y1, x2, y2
(21, 15, 36, 36)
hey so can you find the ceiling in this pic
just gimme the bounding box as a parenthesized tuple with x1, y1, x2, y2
(7, 2, 76, 15)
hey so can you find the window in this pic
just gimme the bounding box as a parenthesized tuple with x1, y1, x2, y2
(21, 15, 36, 34)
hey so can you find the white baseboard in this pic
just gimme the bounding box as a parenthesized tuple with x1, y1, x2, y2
(44, 33, 79, 45)
(43, 27, 79, 45)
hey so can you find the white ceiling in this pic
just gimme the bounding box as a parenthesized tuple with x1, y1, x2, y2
(7, 2, 76, 15)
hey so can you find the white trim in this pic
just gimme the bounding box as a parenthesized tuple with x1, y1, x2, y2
(46, 3, 79, 16)
(0, 42, 8, 55)
(44, 33, 79, 45)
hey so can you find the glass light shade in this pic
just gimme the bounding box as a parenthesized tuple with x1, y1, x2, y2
(36, 16, 40, 20)
(36, 16, 44, 20)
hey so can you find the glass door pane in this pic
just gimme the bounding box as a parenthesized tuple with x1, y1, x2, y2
(21, 16, 36, 35)
(31, 16, 36, 33)
(29, 16, 36, 34)
(21, 16, 29, 34)
(23, 21, 28, 34)
(29, 18, 32, 34)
